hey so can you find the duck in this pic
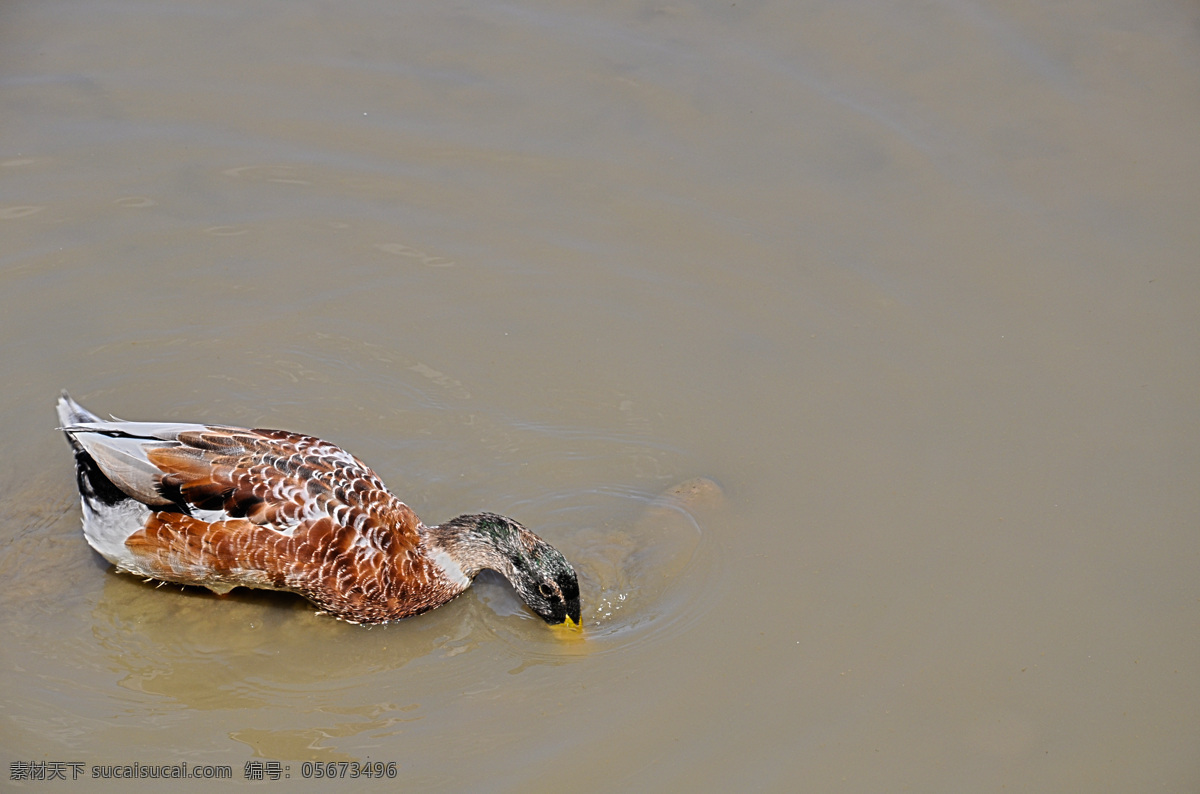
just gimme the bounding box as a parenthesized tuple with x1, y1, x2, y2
(55, 392, 581, 628)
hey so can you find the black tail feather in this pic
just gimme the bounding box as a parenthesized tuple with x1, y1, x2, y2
(71, 445, 130, 507)
(57, 392, 128, 507)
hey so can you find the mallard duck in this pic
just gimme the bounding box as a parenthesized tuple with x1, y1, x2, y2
(56, 393, 580, 627)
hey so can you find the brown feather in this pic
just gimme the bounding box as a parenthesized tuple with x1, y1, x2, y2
(125, 428, 465, 623)
(59, 395, 579, 627)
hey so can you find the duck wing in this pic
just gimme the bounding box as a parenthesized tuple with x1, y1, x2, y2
(62, 419, 437, 617)
(62, 420, 413, 534)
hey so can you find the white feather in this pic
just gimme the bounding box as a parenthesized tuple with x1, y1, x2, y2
(80, 496, 152, 570)
(60, 420, 211, 443)
(429, 548, 471, 588)
(70, 432, 176, 506)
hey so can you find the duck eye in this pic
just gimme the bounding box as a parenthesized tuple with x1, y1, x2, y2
(537, 583, 557, 599)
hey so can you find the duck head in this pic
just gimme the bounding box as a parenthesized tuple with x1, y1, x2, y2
(433, 512, 581, 627)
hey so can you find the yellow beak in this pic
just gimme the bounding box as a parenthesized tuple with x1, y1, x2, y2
(554, 614, 583, 633)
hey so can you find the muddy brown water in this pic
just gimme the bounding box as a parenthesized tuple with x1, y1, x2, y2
(2, 1, 1199, 791)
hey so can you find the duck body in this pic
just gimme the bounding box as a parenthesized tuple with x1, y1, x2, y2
(56, 393, 580, 626)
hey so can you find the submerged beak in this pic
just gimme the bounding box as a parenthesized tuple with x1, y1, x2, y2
(553, 613, 583, 634)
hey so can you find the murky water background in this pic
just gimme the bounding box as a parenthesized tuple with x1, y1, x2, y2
(3, 1, 1198, 790)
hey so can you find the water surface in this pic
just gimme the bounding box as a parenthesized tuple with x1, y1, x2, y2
(2, 1, 1198, 791)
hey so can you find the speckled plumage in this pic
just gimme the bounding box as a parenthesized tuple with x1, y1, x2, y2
(56, 393, 581, 626)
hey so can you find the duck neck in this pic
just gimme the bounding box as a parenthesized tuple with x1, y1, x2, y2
(423, 512, 525, 584)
